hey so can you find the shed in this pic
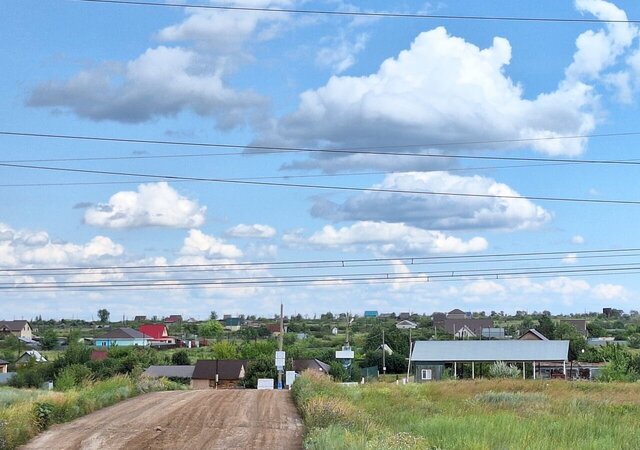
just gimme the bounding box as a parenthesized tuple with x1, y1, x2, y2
(411, 340, 569, 382)
(293, 359, 330, 375)
(192, 360, 248, 389)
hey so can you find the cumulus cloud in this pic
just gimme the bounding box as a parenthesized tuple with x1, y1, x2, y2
(0, 222, 123, 267)
(26, 0, 296, 127)
(227, 223, 277, 238)
(180, 229, 243, 259)
(311, 172, 551, 231)
(28, 46, 265, 128)
(283, 221, 488, 255)
(592, 283, 628, 300)
(257, 25, 596, 172)
(84, 182, 206, 229)
(566, 0, 638, 82)
(316, 32, 369, 74)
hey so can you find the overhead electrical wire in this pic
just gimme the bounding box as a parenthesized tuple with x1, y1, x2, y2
(6, 260, 640, 288)
(1, 161, 639, 205)
(2, 246, 639, 273)
(4, 264, 640, 291)
(3, 130, 640, 166)
(71, 0, 640, 24)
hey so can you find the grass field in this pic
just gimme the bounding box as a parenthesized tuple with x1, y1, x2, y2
(292, 373, 640, 450)
(0, 376, 183, 449)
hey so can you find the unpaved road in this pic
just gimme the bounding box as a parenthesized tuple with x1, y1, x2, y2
(22, 390, 304, 450)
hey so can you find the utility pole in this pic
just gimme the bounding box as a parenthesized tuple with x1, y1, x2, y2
(382, 329, 386, 375)
(277, 303, 284, 389)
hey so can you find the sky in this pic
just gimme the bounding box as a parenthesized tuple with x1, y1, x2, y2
(2, 0, 640, 320)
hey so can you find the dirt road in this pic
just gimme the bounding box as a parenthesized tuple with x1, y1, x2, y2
(22, 390, 304, 450)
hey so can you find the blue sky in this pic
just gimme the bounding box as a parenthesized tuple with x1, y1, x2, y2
(2, 0, 640, 320)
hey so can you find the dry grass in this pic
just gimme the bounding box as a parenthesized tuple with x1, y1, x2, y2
(293, 375, 640, 450)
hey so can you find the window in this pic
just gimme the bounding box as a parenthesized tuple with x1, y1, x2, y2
(421, 369, 432, 380)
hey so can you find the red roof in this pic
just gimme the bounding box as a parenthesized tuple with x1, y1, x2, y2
(139, 324, 168, 340)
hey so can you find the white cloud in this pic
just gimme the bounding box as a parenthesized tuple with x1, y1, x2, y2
(180, 229, 243, 259)
(566, 0, 638, 82)
(0, 222, 123, 267)
(27, 0, 296, 127)
(571, 235, 585, 244)
(592, 283, 628, 300)
(463, 280, 506, 297)
(84, 182, 206, 229)
(316, 32, 369, 74)
(311, 172, 551, 231)
(562, 253, 578, 264)
(227, 223, 277, 238)
(259, 25, 596, 173)
(283, 221, 488, 255)
(28, 46, 265, 128)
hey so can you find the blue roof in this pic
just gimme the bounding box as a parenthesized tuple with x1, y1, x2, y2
(411, 340, 569, 362)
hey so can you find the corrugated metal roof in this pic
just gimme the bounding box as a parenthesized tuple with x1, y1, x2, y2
(411, 340, 569, 362)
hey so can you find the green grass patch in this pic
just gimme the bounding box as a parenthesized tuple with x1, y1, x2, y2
(292, 373, 640, 449)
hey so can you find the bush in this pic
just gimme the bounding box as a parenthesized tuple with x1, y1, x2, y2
(33, 402, 54, 431)
(488, 361, 521, 379)
(171, 350, 190, 365)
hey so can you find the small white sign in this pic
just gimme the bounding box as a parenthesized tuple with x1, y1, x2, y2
(336, 350, 354, 359)
(275, 351, 285, 359)
(286, 371, 297, 386)
(257, 378, 274, 390)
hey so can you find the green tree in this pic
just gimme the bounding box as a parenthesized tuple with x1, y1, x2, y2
(244, 358, 277, 388)
(211, 341, 240, 359)
(198, 320, 223, 339)
(210, 311, 218, 320)
(329, 361, 349, 381)
(171, 350, 191, 365)
(536, 315, 555, 339)
(554, 322, 587, 361)
(41, 329, 58, 350)
(97, 308, 110, 324)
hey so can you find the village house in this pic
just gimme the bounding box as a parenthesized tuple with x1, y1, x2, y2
(411, 340, 569, 381)
(563, 319, 588, 337)
(163, 315, 183, 324)
(139, 324, 175, 346)
(0, 320, 33, 340)
(221, 317, 242, 332)
(519, 329, 549, 340)
(292, 359, 330, 375)
(266, 323, 288, 337)
(143, 365, 195, 379)
(0, 359, 8, 374)
(191, 360, 248, 389)
(432, 309, 493, 337)
(16, 350, 47, 366)
(94, 328, 152, 348)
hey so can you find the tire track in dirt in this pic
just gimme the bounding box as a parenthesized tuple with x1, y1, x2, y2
(21, 390, 303, 450)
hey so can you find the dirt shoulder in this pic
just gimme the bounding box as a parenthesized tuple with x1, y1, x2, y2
(21, 390, 304, 450)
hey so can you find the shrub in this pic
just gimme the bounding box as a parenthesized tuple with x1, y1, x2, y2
(303, 396, 358, 429)
(171, 350, 190, 365)
(488, 361, 521, 379)
(33, 402, 54, 431)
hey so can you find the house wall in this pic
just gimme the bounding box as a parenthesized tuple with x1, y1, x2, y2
(94, 338, 149, 348)
(519, 333, 542, 340)
(414, 363, 445, 382)
(0, 364, 7, 374)
(191, 379, 212, 390)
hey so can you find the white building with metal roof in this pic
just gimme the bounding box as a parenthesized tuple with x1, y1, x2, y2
(410, 340, 569, 382)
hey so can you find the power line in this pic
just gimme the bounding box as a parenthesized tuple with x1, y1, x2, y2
(2, 246, 639, 273)
(1, 161, 639, 205)
(7, 260, 640, 287)
(4, 264, 640, 290)
(5, 251, 640, 278)
(71, 0, 640, 24)
(4, 130, 640, 164)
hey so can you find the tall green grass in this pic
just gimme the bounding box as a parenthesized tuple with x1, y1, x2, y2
(292, 373, 640, 449)
(0, 375, 184, 449)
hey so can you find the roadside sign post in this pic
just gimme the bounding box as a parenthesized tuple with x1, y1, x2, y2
(276, 350, 285, 389)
